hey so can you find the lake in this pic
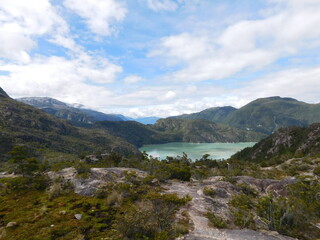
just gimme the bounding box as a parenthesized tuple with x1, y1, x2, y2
(139, 142, 256, 161)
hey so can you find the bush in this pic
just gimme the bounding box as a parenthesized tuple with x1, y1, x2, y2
(229, 193, 256, 228)
(31, 175, 49, 190)
(203, 187, 216, 198)
(169, 165, 191, 181)
(206, 212, 227, 228)
(2, 177, 30, 191)
(314, 165, 320, 176)
(237, 183, 258, 197)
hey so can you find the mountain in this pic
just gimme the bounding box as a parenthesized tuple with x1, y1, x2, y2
(153, 118, 265, 143)
(0, 87, 9, 98)
(0, 89, 139, 158)
(17, 97, 125, 127)
(223, 97, 320, 134)
(174, 106, 236, 123)
(173, 97, 320, 135)
(232, 122, 320, 165)
(17, 97, 160, 125)
(94, 121, 179, 147)
(95, 118, 265, 148)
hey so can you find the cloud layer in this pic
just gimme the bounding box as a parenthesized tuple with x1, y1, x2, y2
(63, 0, 127, 36)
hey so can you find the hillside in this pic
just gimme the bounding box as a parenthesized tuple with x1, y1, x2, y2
(95, 118, 265, 148)
(153, 118, 265, 143)
(94, 121, 179, 147)
(17, 97, 125, 127)
(174, 106, 236, 123)
(224, 97, 320, 134)
(173, 97, 320, 135)
(0, 88, 139, 159)
(232, 122, 320, 164)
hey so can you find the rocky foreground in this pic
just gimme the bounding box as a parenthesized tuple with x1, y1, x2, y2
(46, 167, 298, 240)
(165, 178, 296, 240)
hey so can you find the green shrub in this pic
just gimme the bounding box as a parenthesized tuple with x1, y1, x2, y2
(31, 175, 49, 190)
(313, 165, 320, 176)
(169, 165, 191, 181)
(237, 183, 258, 197)
(2, 177, 30, 191)
(229, 193, 256, 228)
(206, 212, 227, 228)
(203, 187, 216, 198)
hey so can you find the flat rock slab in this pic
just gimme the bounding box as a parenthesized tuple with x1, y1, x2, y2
(185, 229, 296, 240)
(164, 179, 297, 240)
(47, 167, 148, 196)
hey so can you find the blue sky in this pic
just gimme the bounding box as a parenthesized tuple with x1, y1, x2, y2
(1, 0, 320, 117)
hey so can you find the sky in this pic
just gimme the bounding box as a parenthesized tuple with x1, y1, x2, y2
(1, 0, 320, 118)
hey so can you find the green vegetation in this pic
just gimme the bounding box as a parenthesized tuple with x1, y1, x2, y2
(153, 118, 265, 143)
(94, 121, 179, 148)
(0, 91, 139, 162)
(229, 193, 256, 228)
(173, 106, 236, 123)
(232, 122, 320, 166)
(174, 96, 320, 135)
(0, 164, 191, 240)
(94, 118, 265, 148)
(203, 187, 216, 198)
(205, 212, 227, 228)
(227, 177, 320, 239)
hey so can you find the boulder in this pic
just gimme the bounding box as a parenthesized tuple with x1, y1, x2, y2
(6, 222, 18, 228)
(75, 214, 82, 220)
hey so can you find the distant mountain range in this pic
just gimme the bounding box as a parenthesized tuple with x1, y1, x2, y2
(17, 97, 159, 125)
(1, 88, 319, 159)
(0, 88, 262, 159)
(172, 97, 320, 135)
(0, 89, 139, 158)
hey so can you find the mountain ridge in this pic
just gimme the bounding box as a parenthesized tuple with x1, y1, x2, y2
(0, 89, 139, 158)
(17, 97, 160, 125)
(172, 96, 320, 135)
(17, 97, 126, 127)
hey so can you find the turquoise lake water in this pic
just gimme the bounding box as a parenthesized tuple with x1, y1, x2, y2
(139, 142, 256, 161)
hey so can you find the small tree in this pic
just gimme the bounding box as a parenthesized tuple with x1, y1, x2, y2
(8, 146, 39, 176)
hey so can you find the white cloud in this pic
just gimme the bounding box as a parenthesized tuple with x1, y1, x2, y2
(63, 0, 127, 36)
(0, 54, 122, 108)
(123, 75, 144, 84)
(0, 0, 71, 62)
(161, 90, 176, 100)
(236, 66, 320, 104)
(149, 33, 211, 63)
(98, 64, 320, 118)
(146, 0, 179, 11)
(150, 0, 320, 83)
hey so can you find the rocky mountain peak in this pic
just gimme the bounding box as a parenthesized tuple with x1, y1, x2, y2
(0, 87, 9, 98)
(17, 97, 69, 109)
